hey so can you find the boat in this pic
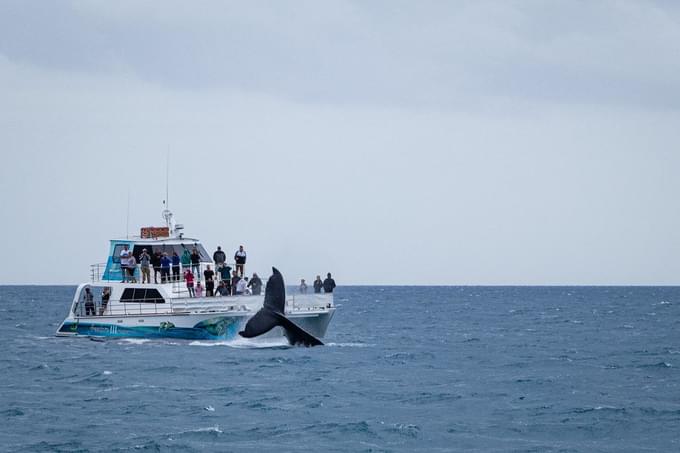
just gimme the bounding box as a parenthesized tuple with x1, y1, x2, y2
(56, 210, 336, 343)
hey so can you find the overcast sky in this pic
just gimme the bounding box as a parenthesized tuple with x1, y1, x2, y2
(1, 1, 679, 285)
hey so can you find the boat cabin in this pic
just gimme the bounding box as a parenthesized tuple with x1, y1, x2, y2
(94, 226, 211, 282)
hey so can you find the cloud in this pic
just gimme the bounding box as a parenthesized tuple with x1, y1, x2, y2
(1, 1, 679, 110)
(0, 2, 679, 284)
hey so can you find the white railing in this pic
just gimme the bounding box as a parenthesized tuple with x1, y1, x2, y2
(73, 293, 333, 318)
(90, 262, 240, 283)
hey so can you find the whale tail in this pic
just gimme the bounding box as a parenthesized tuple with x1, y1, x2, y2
(238, 267, 323, 347)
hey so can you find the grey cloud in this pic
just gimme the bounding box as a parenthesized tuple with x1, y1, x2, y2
(1, 1, 679, 110)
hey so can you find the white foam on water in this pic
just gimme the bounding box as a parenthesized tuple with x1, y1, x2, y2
(118, 338, 152, 345)
(188, 337, 290, 349)
(193, 425, 223, 433)
(102, 370, 112, 375)
(205, 405, 215, 412)
(326, 342, 375, 348)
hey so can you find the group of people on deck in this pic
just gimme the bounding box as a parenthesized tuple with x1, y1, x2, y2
(118, 243, 336, 298)
(299, 273, 336, 294)
(181, 245, 257, 297)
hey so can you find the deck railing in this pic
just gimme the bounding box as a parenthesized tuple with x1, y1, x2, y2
(90, 262, 240, 283)
(73, 292, 332, 318)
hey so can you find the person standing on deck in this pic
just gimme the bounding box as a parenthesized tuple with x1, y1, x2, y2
(248, 273, 263, 295)
(231, 270, 241, 295)
(313, 275, 323, 293)
(190, 247, 201, 277)
(184, 268, 195, 297)
(119, 245, 131, 282)
(323, 273, 336, 293)
(139, 249, 151, 284)
(172, 252, 181, 282)
(84, 287, 95, 316)
(99, 287, 111, 315)
(127, 253, 137, 283)
(299, 279, 308, 294)
(204, 265, 215, 297)
(160, 253, 172, 283)
(213, 246, 226, 267)
(220, 264, 232, 294)
(181, 248, 191, 272)
(151, 251, 162, 284)
(234, 245, 246, 277)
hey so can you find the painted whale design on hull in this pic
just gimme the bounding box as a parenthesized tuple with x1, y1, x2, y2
(239, 267, 324, 347)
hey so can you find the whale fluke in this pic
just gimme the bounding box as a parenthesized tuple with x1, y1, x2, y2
(239, 267, 323, 347)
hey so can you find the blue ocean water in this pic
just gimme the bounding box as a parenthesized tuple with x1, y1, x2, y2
(0, 285, 679, 452)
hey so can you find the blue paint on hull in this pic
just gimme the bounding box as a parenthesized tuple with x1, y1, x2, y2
(58, 316, 241, 340)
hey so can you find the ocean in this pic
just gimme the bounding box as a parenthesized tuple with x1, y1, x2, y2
(0, 285, 678, 452)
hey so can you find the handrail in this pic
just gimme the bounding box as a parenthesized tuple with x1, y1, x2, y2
(90, 261, 239, 283)
(73, 292, 333, 318)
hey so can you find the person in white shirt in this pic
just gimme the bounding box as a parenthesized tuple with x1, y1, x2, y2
(234, 245, 247, 276)
(119, 245, 131, 282)
(235, 276, 247, 295)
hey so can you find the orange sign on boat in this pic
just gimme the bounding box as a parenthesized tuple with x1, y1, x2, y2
(140, 227, 170, 238)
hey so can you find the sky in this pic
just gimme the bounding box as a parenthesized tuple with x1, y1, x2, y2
(1, 1, 679, 285)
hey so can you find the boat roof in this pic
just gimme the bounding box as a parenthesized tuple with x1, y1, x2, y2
(110, 236, 201, 245)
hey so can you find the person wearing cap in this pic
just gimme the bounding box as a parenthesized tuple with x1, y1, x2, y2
(139, 248, 151, 284)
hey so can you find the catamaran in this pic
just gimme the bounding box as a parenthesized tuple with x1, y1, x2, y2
(56, 209, 336, 344)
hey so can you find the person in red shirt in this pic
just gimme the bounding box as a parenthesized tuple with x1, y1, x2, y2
(184, 268, 195, 297)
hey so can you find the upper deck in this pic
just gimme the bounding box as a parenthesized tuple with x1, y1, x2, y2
(98, 232, 212, 282)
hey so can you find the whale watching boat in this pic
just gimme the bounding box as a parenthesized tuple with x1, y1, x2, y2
(56, 210, 336, 345)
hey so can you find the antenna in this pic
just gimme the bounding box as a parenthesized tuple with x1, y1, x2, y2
(165, 150, 170, 210)
(126, 190, 130, 239)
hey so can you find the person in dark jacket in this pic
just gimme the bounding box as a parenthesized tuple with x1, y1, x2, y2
(204, 265, 215, 297)
(248, 273, 263, 295)
(172, 252, 181, 282)
(151, 251, 162, 284)
(323, 273, 336, 293)
(84, 287, 95, 316)
(213, 246, 226, 266)
(220, 264, 232, 294)
(160, 253, 172, 283)
(313, 275, 323, 293)
(190, 247, 201, 277)
(234, 245, 246, 276)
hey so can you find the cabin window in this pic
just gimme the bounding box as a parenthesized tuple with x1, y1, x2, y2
(120, 288, 165, 304)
